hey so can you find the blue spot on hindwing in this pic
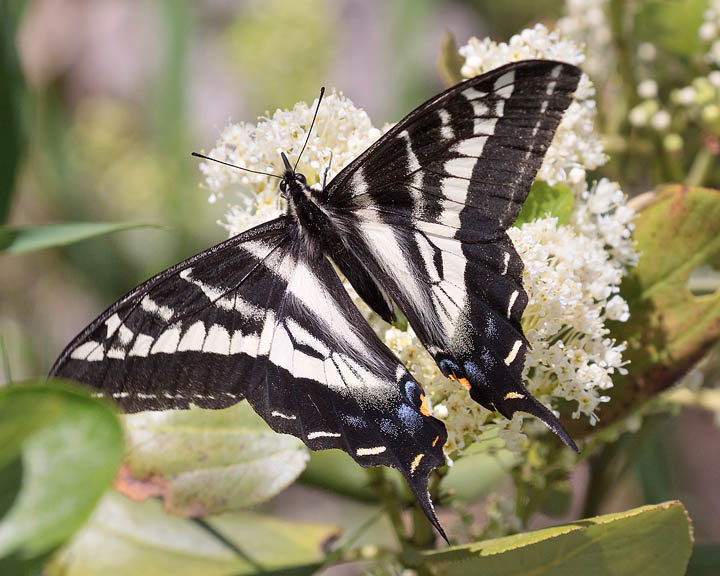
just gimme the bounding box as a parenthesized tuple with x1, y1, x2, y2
(404, 380, 421, 403)
(439, 358, 463, 378)
(398, 404, 423, 433)
(464, 360, 487, 386)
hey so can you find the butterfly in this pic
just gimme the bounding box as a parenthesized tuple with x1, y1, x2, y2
(50, 59, 582, 541)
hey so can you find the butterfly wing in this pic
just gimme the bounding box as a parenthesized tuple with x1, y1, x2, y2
(50, 217, 448, 535)
(323, 60, 582, 450)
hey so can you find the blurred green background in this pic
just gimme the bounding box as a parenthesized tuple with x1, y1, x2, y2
(1, 1, 719, 573)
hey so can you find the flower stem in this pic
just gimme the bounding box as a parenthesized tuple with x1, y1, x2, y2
(366, 467, 409, 547)
(608, 0, 638, 111)
(190, 517, 266, 572)
(686, 146, 715, 187)
(581, 442, 621, 519)
(0, 337, 12, 385)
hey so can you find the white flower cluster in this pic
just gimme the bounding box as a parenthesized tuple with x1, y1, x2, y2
(199, 91, 383, 235)
(459, 24, 605, 191)
(200, 23, 636, 460)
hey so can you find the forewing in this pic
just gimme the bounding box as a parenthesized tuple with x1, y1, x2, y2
(323, 61, 581, 449)
(50, 217, 448, 534)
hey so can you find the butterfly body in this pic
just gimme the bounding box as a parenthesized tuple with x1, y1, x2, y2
(50, 60, 583, 539)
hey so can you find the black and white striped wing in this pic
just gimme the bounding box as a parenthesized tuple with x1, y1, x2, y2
(49, 217, 448, 534)
(324, 60, 581, 449)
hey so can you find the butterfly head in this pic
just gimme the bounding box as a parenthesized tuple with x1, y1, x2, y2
(279, 152, 309, 200)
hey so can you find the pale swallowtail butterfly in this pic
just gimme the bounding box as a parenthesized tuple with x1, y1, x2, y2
(50, 60, 582, 540)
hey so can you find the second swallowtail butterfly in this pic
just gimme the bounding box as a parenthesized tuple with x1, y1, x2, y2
(50, 59, 582, 540)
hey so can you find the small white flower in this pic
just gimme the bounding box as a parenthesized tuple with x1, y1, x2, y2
(673, 86, 697, 106)
(651, 110, 672, 131)
(699, 21, 717, 42)
(629, 105, 649, 127)
(637, 42, 657, 62)
(709, 70, 720, 88)
(606, 295, 630, 321)
(638, 79, 658, 99)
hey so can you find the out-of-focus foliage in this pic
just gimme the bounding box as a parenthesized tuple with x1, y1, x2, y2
(0, 221, 159, 254)
(224, 0, 335, 113)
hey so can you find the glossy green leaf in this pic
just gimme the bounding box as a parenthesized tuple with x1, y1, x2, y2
(405, 501, 693, 575)
(121, 402, 309, 515)
(514, 180, 574, 227)
(0, 222, 159, 255)
(572, 185, 720, 434)
(49, 491, 338, 576)
(0, 382, 124, 574)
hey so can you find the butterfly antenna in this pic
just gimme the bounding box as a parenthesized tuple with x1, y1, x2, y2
(191, 152, 282, 180)
(294, 86, 326, 172)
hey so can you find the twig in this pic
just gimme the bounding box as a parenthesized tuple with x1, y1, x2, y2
(366, 467, 409, 547)
(189, 517, 266, 573)
(686, 146, 716, 187)
(0, 336, 11, 385)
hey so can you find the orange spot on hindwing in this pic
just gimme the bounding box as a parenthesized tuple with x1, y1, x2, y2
(449, 374, 472, 391)
(432, 435, 440, 447)
(419, 393, 431, 417)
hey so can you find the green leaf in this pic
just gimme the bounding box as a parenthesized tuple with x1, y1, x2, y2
(438, 30, 464, 87)
(405, 501, 693, 575)
(0, 382, 124, 574)
(0, 222, 160, 255)
(572, 186, 720, 434)
(49, 491, 338, 576)
(120, 402, 309, 515)
(514, 180, 575, 227)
